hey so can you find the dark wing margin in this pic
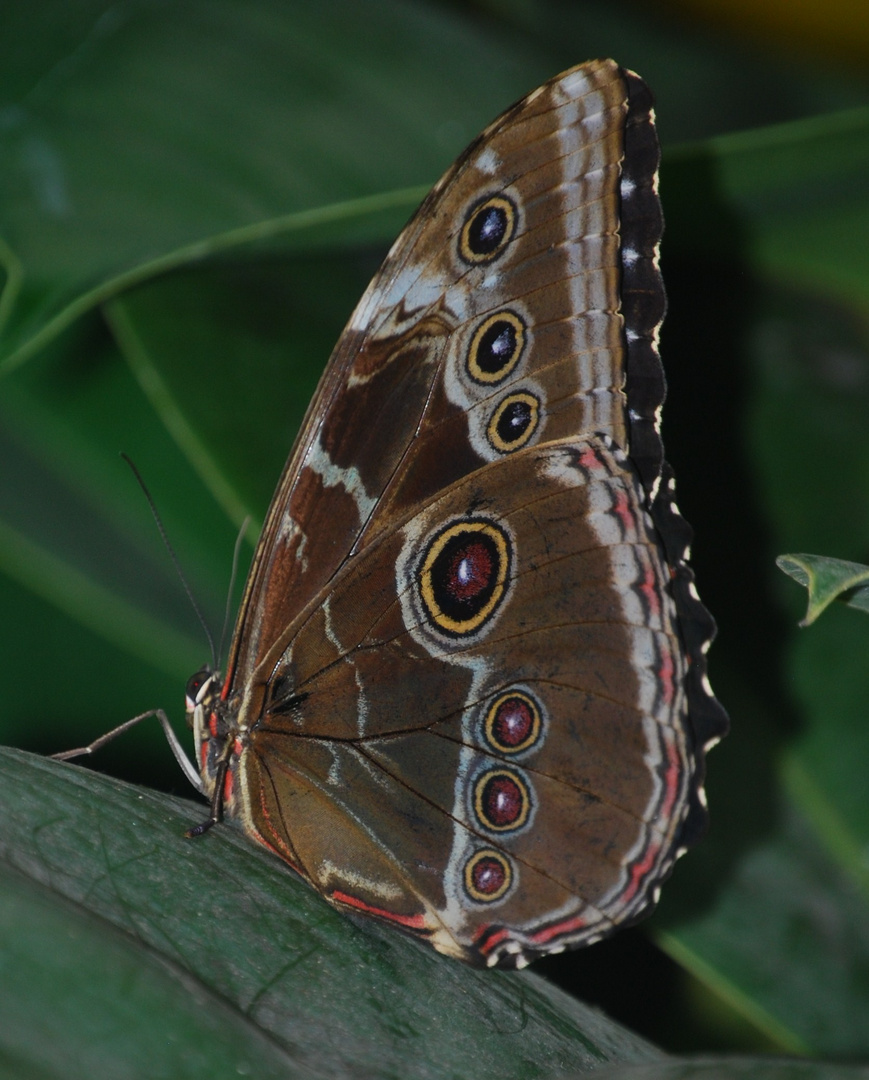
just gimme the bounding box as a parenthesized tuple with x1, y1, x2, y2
(618, 64, 729, 852)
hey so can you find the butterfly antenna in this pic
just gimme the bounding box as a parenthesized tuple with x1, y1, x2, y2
(120, 453, 217, 669)
(218, 515, 250, 667)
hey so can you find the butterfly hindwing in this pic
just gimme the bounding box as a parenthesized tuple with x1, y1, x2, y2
(235, 437, 693, 965)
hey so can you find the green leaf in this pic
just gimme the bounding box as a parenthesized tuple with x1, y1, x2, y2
(0, 748, 661, 1079)
(0, 0, 553, 372)
(665, 107, 869, 310)
(0, 872, 301, 1080)
(776, 553, 869, 625)
(586, 1060, 869, 1080)
(660, 798, 869, 1057)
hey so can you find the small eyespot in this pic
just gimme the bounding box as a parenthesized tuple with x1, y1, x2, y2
(464, 849, 513, 903)
(473, 769, 531, 832)
(466, 311, 526, 385)
(459, 195, 517, 265)
(484, 691, 543, 754)
(487, 392, 540, 453)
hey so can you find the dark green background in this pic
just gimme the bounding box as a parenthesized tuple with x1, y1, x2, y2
(2, 1, 869, 1076)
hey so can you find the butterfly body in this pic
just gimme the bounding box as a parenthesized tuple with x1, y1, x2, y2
(187, 59, 727, 968)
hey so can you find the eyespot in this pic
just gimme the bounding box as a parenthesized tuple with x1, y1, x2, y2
(418, 519, 511, 638)
(459, 195, 517, 265)
(466, 311, 526, 385)
(464, 849, 513, 903)
(473, 769, 532, 833)
(484, 691, 543, 755)
(487, 392, 540, 453)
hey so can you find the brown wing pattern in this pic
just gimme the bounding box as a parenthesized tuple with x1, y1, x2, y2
(227, 60, 637, 689)
(237, 438, 694, 963)
(198, 60, 728, 967)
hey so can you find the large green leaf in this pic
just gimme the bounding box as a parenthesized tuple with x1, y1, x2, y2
(0, 0, 553, 371)
(0, 747, 661, 1079)
(587, 1062, 869, 1080)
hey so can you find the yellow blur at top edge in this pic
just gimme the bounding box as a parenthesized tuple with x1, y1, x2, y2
(659, 0, 869, 68)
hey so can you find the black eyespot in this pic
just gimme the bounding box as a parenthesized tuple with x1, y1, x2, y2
(459, 195, 517, 265)
(466, 311, 526, 384)
(487, 392, 540, 453)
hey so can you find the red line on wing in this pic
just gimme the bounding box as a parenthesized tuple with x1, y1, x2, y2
(659, 644, 675, 705)
(251, 830, 300, 873)
(621, 841, 662, 905)
(330, 890, 427, 930)
(476, 926, 510, 953)
(530, 913, 586, 946)
(660, 739, 682, 819)
(613, 490, 635, 535)
(615, 742, 682, 905)
(640, 561, 662, 618)
(220, 665, 234, 701)
(254, 785, 302, 875)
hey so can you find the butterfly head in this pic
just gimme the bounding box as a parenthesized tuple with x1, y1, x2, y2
(185, 667, 237, 804)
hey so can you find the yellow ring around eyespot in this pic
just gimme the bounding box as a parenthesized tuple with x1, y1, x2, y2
(459, 195, 517, 265)
(419, 520, 510, 636)
(473, 768, 531, 833)
(487, 391, 540, 453)
(466, 310, 527, 385)
(464, 848, 513, 903)
(484, 691, 542, 755)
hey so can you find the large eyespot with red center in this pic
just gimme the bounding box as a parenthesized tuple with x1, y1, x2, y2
(487, 391, 540, 453)
(466, 311, 526, 385)
(459, 194, 517, 265)
(418, 519, 511, 637)
(473, 768, 532, 833)
(464, 848, 513, 903)
(483, 690, 543, 755)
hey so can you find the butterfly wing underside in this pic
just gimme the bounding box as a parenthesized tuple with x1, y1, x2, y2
(196, 59, 727, 967)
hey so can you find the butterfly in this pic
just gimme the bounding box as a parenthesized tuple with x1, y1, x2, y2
(137, 59, 727, 969)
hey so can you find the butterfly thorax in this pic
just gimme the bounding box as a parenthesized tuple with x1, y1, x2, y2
(185, 666, 247, 813)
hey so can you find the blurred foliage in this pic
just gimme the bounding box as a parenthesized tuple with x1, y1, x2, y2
(2, 1, 869, 1076)
(777, 554, 869, 625)
(659, 0, 869, 68)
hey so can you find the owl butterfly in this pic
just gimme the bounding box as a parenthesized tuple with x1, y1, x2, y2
(182, 59, 726, 968)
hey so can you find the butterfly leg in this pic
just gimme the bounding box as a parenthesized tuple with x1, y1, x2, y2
(185, 734, 233, 838)
(51, 709, 204, 794)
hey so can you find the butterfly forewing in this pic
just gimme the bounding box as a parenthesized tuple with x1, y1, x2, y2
(197, 59, 727, 967)
(227, 60, 634, 685)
